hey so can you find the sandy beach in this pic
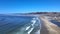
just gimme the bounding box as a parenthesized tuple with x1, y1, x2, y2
(40, 16, 60, 34)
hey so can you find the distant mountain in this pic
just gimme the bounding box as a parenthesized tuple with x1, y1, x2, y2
(0, 12, 60, 16)
(28, 12, 60, 14)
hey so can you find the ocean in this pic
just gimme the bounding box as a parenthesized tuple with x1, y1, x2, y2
(0, 16, 40, 34)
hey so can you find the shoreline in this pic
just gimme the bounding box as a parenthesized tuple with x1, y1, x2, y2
(40, 16, 60, 34)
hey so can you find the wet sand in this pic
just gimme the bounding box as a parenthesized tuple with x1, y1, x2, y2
(40, 16, 60, 34)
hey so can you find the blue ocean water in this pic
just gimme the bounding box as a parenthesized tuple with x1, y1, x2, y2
(0, 16, 40, 34)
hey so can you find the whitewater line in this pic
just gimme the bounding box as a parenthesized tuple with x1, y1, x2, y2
(27, 28, 34, 34)
(36, 16, 41, 34)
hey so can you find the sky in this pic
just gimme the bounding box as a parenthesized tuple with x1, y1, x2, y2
(0, 0, 60, 13)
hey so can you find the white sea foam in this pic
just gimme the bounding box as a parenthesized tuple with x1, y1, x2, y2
(26, 26, 30, 30)
(28, 28, 34, 34)
(31, 18, 36, 26)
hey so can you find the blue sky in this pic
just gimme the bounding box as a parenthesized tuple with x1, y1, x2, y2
(0, 0, 60, 13)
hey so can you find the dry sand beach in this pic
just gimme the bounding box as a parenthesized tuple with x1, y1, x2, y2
(40, 16, 60, 34)
(0, 14, 60, 34)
